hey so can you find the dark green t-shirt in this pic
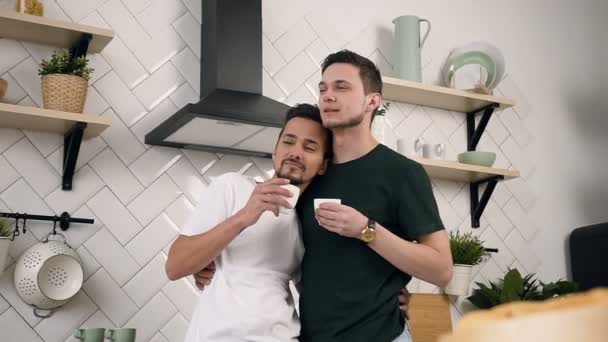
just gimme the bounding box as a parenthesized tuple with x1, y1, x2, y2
(296, 144, 445, 342)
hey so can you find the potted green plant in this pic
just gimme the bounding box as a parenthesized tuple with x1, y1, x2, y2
(371, 102, 391, 144)
(38, 48, 94, 113)
(467, 268, 578, 309)
(0, 217, 12, 277)
(444, 230, 486, 296)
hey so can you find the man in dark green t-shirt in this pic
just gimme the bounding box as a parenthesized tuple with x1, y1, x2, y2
(296, 50, 454, 342)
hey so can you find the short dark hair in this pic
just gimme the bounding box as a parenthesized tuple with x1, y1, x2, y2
(321, 50, 383, 120)
(277, 103, 333, 159)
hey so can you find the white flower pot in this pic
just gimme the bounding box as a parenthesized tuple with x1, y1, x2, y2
(371, 115, 387, 144)
(444, 264, 473, 296)
(0, 237, 10, 277)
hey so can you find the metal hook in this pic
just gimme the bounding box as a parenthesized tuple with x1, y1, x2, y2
(21, 214, 27, 235)
(11, 213, 20, 241)
(52, 217, 58, 236)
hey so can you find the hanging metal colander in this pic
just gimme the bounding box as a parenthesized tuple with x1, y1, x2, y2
(14, 232, 83, 318)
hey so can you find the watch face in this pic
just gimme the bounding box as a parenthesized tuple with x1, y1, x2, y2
(361, 228, 375, 242)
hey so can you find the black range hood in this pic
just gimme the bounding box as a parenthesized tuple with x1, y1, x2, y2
(145, 0, 290, 158)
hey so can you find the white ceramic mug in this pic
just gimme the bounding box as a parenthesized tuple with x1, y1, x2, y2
(421, 143, 446, 160)
(397, 137, 420, 157)
(279, 184, 300, 214)
(414, 138, 446, 160)
(314, 198, 341, 210)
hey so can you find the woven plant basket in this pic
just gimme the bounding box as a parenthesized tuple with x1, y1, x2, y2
(0, 78, 7, 99)
(41, 74, 88, 113)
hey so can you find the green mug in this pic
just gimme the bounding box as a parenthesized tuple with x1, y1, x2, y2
(105, 328, 136, 342)
(74, 328, 105, 342)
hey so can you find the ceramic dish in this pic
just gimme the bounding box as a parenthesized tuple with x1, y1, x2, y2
(442, 42, 505, 91)
(458, 151, 496, 167)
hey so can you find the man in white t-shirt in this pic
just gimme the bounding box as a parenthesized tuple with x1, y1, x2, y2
(165, 104, 332, 341)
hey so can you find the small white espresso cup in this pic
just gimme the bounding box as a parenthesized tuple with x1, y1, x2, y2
(314, 198, 341, 210)
(280, 184, 300, 214)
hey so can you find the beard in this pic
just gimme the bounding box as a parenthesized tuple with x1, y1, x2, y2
(323, 111, 365, 129)
(276, 161, 305, 185)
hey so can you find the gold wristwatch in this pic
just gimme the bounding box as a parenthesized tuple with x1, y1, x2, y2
(360, 219, 376, 243)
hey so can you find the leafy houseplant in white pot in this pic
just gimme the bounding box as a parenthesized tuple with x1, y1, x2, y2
(38, 49, 94, 114)
(371, 102, 391, 144)
(0, 217, 12, 277)
(444, 230, 486, 296)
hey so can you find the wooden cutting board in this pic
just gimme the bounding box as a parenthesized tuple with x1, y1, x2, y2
(439, 288, 608, 342)
(409, 293, 452, 342)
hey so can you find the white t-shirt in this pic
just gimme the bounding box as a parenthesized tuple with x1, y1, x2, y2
(181, 172, 304, 342)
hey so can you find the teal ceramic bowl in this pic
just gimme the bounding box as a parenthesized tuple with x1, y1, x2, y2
(458, 151, 496, 167)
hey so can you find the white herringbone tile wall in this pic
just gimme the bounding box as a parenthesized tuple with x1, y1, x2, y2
(2, 0, 598, 340)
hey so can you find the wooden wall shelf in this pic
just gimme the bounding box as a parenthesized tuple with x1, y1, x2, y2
(0, 10, 113, 53)
(382, 75, 519, 227)
(0, 103, 110, 138)
(0, 103, 111, 190)
(413, 157, 519, 183)
(382, 76, 514, 113)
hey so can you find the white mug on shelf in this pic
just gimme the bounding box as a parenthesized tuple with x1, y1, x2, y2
(413, 138, 446, 160)
(422, 143, 446, 160)
(396, 137, 421, 157)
